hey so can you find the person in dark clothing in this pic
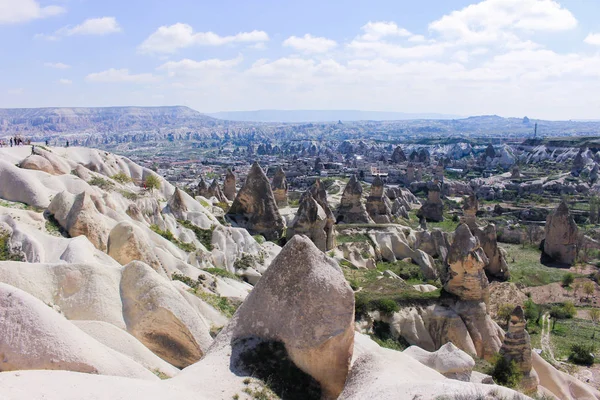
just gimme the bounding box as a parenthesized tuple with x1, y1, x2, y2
(66, 140, 69, 148)
(9, 138, 12, 147)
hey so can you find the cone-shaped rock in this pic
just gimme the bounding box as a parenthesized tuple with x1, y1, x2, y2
(221, 235, 354, 399)
(271, 166, 288, 207)
(444, 223, 490, 302)
(309, 179, 335, 250)
(287, 191, 333, 251)
(167, 187, 188, 219)
(500, 306, 539, 392)
(223, 169, 236, 201)
(417, 182, 444, 222)
(485, 144, 496, 159)
(479, 224, 510, 281)
(226, 162, 285, 240)
(543, 201, 578, 265)
(207, 179, 227, 203)
(462, 194, 478, 230)
(366, 176, 393, 223)
(336, 175, 373, 224)
(196, 178, 209, 197)
(391, 146, 407, 163)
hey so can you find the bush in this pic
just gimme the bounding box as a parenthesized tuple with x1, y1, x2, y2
(568, 344, 595, 366)
(491, 356, 522, 388)
(372, 298, 399, 314)
(562, 273, 575, 288)
(89, 176, 114, 190)
(111, 172, 132, 184)
(144, 174, 161, 191)
(524, 299, 541, 323)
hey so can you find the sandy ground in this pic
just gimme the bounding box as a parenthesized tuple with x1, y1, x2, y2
(527, 278, 600, 307)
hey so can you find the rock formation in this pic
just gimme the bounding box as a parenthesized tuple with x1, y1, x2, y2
(287, 191, 333, 251)
(314, 157, 324, 172)
(543, 201, 578, 265)
(444, 223, 489, 302)
(403, 342, 475, 381)
(196, 178, 209, 197)
(462, 194, 478, 229)
(207, 179, 227, 203)
(572, 149, 585, 175)
(499, 306, 539, 392)
(391, 146, 407, 163)
(308, 179, 335, 250)
(511, 165, 521, 179)
(417, 182, 444, 222)
(167, 187, 187, 219)
(223, 169, 236, 201)
(485, 144, 496, 159)
(107, 221, 164, 275)
(226, 162, 285, 240)
(271, 166, 288, 207)
(336, 175, 373, 224)
(366, 176, 393, 223)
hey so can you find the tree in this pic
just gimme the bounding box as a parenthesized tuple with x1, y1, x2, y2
(589, 308, 600, 339)
(497, 304, 516, 328)
(584, 281, 595, 299)
(144, 174, 161, 192)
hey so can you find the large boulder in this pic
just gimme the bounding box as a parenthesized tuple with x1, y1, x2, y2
(48, 190, 111, 251)
(0, 282, 157, 380)
(444, 223, 489, 303)
(500, 306, 539, 392)
(287, 190, 333, 251)
(366, 176, 393, 224)
(174, 235, 354, 399)
(271, 166, 288, 207)
(107, 221, 165, 275)
(226, 162, 285, 241)
(391, 146, 407, 163)
(223, 168, 236, 201)
(120, 261, 213, 368)
(543, 201, 578, 265)
(19, 154, 57, 174)
(336, 175, 373, 224)
(417, 182, 444, 222)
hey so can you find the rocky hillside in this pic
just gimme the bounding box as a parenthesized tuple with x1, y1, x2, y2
(0, 145, 597, 399)
(0, 106, 219, 135)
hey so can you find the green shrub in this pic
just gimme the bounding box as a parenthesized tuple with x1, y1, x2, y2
(89, 176, 114, 190)
(204, 267, 240, 281)
(491, 356, 522, 388)
(0, 232, 24, 261)
(144, 174, 161, 191)
(234, 254, 256, 270)
(111, 172, 132, 184)
(562, 273, 575, 288)
(195, 291, 239, 318)
(150, 224, 196, 253)
(118, 190, 139, 201)
(253, 235, 266, 244)
(372, 298, 399, 314)
(569, 344, 595, 366)
(178, 220, 214, 251)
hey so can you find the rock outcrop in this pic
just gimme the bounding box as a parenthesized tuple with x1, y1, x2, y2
(48, 190, 110, 251)
(120, 261, 213, 368)
(223, 169, 236, 201)
(500, 306, 538, 392)
(462, 194, 478, 229)
(207, 179, 227, 203)
(287, 191, 333, 251)
(403, 342, 475, 381)
(308, 179, 335, 250)
(196, 178, 208, 198)
(391, 146, 407, 163)
(444, 223, 489, 302)
(225, 162, 285, 240)
(271, 166, 288, 207)
(167, 187, 188, 219)
(366, 176, 393, 223)
(107, 221, 164, 275)
(543, 201, 578, 265)
(417, 182, 444, 222)
(336, 175, 373, 224)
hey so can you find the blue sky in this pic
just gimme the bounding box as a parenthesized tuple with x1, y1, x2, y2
(2, 0, 600, 119)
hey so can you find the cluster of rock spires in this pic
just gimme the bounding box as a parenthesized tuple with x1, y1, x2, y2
(543, 200, 578, 265)
(365, 176, 393, 223)
(226, 162, 285, 241)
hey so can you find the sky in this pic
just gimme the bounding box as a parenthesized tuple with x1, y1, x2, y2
(2, 0, 600, 119)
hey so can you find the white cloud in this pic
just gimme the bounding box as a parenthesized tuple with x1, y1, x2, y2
(158, 55, 243, 77)
(44, 62, 70, 69)
(85, 69, 158, 83)
(61, 17, 121, 36)
(359, 21, 411, 41)
(584, 33, 600, 46)
(58, 78, 72, 85)
(429, 0, 577, 45)
(283, 34, 337, 54)
(138, 23, 269, 54)
(0, 0, 64, 24)
(347, 40, 447, 59)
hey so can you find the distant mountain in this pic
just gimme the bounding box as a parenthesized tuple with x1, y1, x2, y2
(0, 106, 218, 136)
(207, 110, 463, 123)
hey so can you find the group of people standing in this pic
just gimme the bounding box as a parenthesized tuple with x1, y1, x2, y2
(0, 136, 30, 147)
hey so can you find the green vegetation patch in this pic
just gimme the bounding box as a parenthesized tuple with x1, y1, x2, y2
(336, 233, 371, 244)
(195, 290, 239, 318)
(551, 317, 600, 362)
(204, 267, 241, 281)
(111, 172, 132, 184)
(150, 224, 196, 253)
(0, 231, 24, 261)
(501, 244, 580, 287)
(118, 189, 139, 201)
(178, 219, 214, 251)
(89, 176, 114, 190)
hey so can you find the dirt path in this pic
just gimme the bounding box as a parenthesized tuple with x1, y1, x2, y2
(541, 313, 558, 365)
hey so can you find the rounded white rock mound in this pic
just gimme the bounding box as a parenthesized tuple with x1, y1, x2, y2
(0, 282, 157, 380)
